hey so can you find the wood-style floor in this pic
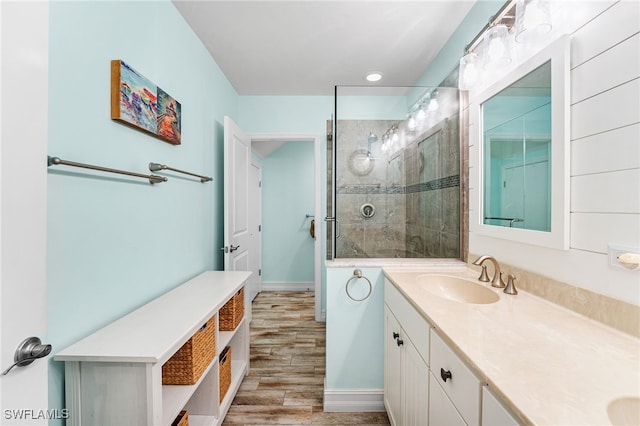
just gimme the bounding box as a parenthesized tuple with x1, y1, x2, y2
(222, 291, 390, 425)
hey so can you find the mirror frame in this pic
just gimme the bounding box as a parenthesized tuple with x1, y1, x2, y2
(470, 35, 570, 250)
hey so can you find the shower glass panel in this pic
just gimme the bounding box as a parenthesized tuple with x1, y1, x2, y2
(333, 86, 461, 259)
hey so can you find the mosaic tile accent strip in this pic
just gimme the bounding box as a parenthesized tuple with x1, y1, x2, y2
(337, 184, 404, 194)
(406, 174, 460, 194)
(337, 174, 460, 195)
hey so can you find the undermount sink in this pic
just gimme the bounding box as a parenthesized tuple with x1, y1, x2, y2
(608, 397, 640, 425)
(415, 274, 500, 304)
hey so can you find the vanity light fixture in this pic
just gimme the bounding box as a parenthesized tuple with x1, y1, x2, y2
(458, 0, 553, 90)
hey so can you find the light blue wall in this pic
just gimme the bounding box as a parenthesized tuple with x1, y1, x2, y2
(47, 0, 237, 418)
(336, 95, 410, 120)
(325, 268, 385, 390)
(262, 141, 315, 284)
(238, 96, 332, 134)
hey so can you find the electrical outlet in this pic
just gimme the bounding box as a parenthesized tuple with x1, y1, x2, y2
(608, 244, 640, 270)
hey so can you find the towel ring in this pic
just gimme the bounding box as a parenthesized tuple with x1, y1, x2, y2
(345, 269, 372, 302)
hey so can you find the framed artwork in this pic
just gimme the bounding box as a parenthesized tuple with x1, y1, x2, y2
(111, 60, 181, 145)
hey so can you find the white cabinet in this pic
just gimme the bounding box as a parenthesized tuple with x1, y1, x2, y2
(384, 307, 403, 426)
(55, 271, 251, 426)
(429, 330, 481, 426)
(384, 280, 430, 426)
(482, 386, 521, 426)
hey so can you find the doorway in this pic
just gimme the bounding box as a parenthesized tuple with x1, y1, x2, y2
(251, 134, 323, 322)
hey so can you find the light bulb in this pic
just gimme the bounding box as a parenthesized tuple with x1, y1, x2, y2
(515, 0, 552, 43)
(459, 52, 480, 90)
(483, 24, 511, 70)
(488, 38, 505, 61)
(428, 98, 439, 112)
(407, 116, 416, 132)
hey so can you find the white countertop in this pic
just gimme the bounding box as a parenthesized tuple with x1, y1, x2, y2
(383, 265, 640, 425)
(54, 271, 251, 364)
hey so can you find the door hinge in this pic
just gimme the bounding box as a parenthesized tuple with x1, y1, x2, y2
(259, 180, 262, 188)
(258, 269, 262, 276)
(258, 225, 261, 232)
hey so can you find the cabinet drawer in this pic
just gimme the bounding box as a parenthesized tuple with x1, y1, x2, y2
(385, 279, 430, 364)
(430, 330, 480, 425)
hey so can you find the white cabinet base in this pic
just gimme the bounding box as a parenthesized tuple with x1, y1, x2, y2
(56, 271, 251, 426)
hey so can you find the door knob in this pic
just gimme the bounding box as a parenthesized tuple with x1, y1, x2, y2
(229, 244, 240, 253)
(2, 337, 52, 375)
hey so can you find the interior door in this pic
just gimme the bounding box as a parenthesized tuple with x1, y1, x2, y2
(0, 0, 50, 421)
(247, 162, 262, 301)
(223, 116, 251, 273)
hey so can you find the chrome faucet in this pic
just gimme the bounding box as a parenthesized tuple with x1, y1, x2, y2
(472, 255, 506, 288)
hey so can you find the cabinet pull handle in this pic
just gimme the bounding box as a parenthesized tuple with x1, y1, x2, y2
(392, 332, 400, 340)
(440, 368, 452, 382)
(396, 338, 404, 347)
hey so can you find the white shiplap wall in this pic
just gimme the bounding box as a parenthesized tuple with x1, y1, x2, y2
(469, 0, 640, 305)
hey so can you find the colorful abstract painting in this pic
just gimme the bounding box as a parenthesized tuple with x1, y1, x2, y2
(111, 60, 181, 145)
(157, 88, 181, 145)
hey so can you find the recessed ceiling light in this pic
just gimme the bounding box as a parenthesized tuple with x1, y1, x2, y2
(365, 72, 383, 82)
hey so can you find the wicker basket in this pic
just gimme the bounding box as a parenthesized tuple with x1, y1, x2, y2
(171, 410, 188, 426)
(162, 314, 216, 385)
(219, 287, 244, 331)
(219, 346, 232, 403)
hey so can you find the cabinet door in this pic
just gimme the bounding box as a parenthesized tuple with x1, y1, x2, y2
(429, 372, 466, 426)
(402, 340, 429, 426)
(482, 386, 521, 426)
(384, 306, 402, 426)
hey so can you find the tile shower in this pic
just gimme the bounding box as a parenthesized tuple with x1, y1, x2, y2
(332, 87, 461, 259)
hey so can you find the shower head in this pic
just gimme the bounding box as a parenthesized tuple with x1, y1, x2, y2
(366, 131, 379, 157)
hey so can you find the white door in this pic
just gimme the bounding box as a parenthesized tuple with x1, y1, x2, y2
(247, 162, 262, 301)
(0, 1, 50, 423)
(223, 116, 251, 273)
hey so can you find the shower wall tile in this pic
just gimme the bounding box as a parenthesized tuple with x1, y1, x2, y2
(441, 231, 460, 258)
(335, 101, 461, 259)
(442, 187, 460, 234)
(336, 224, 366, 258)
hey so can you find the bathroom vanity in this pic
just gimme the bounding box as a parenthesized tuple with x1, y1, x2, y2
(55, 271, 251, 426)
(383, 266, 640, 425)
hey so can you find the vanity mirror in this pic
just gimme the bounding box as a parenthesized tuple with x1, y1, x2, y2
(470, 36, 570, 250)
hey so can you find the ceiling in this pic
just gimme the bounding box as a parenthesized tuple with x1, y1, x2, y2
(172, 0, 476, 96)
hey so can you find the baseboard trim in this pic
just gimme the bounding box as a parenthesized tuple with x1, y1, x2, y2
(261, 281, 314, 291)
(323, 386, 386, 412)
